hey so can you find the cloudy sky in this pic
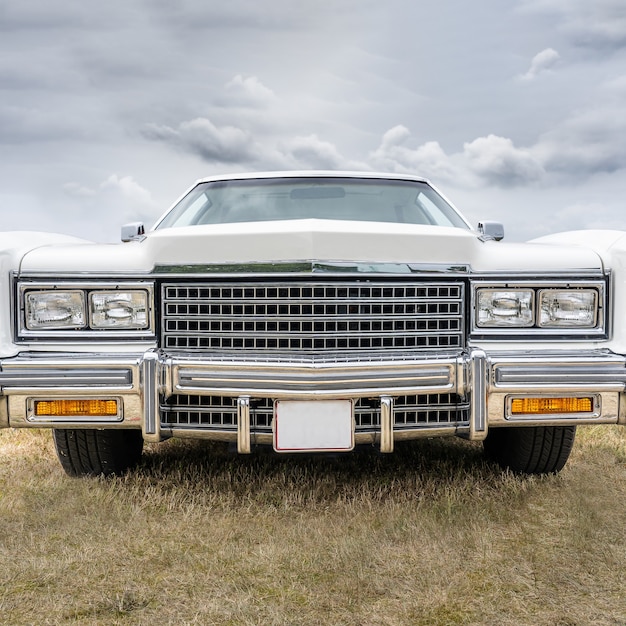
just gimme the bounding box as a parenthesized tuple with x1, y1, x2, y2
(2, 0, 626, 242)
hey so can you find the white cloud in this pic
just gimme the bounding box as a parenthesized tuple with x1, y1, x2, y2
(143, 118, 254, 163)
(141, 89, 626, 191)
(369, 126, 460, 182)
(281, 134, 348, 169)
(219, 75, 277, 108)
(379, 125, 412, 151)
(370, 128, 544, 188)
(372, 94, 626, 188)
(143, 115, 371, 171)
(463, 135, 545, 185)
(520, 48, 560, 80)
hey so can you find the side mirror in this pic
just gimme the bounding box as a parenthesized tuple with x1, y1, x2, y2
(121, 222, 146, 242)
(478, 221, 504, 242)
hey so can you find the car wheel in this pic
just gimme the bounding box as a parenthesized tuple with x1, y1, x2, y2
(52, 428, 143, 477)
(483, 425, 576, 474)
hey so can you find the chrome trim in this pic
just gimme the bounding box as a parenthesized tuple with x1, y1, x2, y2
(380, 396, 394, 453)
(0, 367, 132, 388)
(170, 358, 459, 399)
(154, 261, 471, 276)
(160, 427, 469, 446)
(2, 348, 625, 440)
(121, 222, 146, 242)
(478, 221, 504, 242)
(161, 279, 465, 354)
(470, 270, 605, 279)
(470, 279, 607, 339)
(495, 365, 626, 386)
(141, 351, 160, 442)
(469, 349, 487, 440)
(160, 393, 469, 435)
(237, 396, 251, 454)
(16, 280, 156, 341)
(491, 353, 626, 391)
(0, 356, 139, 393)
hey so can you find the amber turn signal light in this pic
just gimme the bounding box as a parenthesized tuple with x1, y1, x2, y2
(510, 397, 593, 415)
(34, 399, 119, 417)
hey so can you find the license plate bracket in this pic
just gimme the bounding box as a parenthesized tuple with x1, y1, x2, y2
(273, 400, 354, 453)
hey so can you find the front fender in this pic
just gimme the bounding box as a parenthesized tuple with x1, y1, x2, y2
(0, 232, 91, 356)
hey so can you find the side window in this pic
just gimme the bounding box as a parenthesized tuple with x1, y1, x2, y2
(415, 192, 452, 226)
(176, 193, 213, 226)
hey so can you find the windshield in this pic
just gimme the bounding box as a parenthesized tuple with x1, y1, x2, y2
(155, 177, 470, 230)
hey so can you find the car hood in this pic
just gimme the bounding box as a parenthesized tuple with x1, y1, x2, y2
(18, 220, 604, 275)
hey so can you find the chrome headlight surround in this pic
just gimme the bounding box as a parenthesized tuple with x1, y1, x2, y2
(471, 279, 606, 339)
(18, 281, 155, 340)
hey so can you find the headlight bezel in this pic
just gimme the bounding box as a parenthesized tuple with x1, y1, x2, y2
(472, 279, 607, 339)
(18, 281, 155, 340)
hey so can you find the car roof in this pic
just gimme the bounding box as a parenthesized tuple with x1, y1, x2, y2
(194, 171, 431, 185)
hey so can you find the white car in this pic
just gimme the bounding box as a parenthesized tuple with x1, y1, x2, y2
(2, 171, 625, 476)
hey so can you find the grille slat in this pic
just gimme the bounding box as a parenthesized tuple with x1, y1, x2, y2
(162, 280, 465, 354)
(161, 395, 470, 432)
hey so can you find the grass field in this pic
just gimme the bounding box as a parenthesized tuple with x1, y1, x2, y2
(1, 426, 626, 625)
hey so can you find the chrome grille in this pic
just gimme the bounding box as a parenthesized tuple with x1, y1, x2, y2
(354, 394, 470, 430)
(161, 281, 464, 354)
(161, 396, 271, 432)
(160, 395, 469, 432)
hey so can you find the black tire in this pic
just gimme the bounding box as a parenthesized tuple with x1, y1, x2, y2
(52, 428, 143, 477)
(483, 425, 576, 474)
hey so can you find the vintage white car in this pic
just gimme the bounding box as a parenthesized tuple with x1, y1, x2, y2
(2, 171, 625, 476)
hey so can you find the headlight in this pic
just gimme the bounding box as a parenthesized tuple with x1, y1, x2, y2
(25, 291, 86, 329)
(476, 289, 534, 327)
(473, 281, 604, 336)
(20, 283, 154, 336)
(538, 290, 597, 328)
(90, 292, 148, 329)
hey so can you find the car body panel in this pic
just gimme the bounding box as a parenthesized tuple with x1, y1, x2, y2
(19, 220, 603, 275)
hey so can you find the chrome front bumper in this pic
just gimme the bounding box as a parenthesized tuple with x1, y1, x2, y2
(1, 349, 625, 451)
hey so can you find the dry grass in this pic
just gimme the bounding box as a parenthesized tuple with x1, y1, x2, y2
(1, 426, 626, 625)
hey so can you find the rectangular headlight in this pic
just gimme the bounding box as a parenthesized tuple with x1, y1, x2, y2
(25, 291, 86, 329)
(538, 290, 597, 328)
(476, 289, 534, 328)
(89, 291, 149, 329)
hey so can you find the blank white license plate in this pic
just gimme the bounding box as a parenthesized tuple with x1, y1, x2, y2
(273, 400, 354, 453)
